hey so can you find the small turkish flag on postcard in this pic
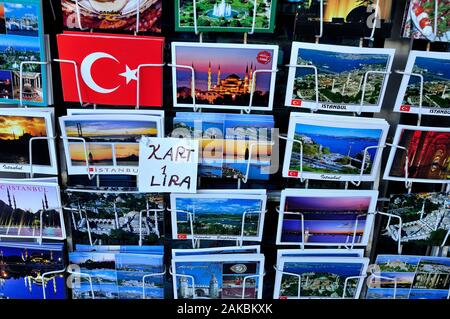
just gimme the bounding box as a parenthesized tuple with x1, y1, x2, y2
(57, 32, 164, 107)
(400, 105, 411, 112)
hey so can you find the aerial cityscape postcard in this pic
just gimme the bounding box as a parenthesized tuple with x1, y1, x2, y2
(282, 113, 389, 182)
(384, 125, 450, 183)
(285, 42, 395, 113)
(276, 189, 378, 246)
(173, 112, 274, 180)
(172, 42, 278, 111)
(0, 242, 66, 299)
(59, 114, 163, 175)
(285, 42, 395, 112)
(295, 0, 393, 24)
(0, 180, 65, 240)
(274, 256, 369, 299)
(0, 0, 48, 106)
(384, 192, 449, 244)
(63, 190, 165, 246)
(0, 108, 57, 175)
(170, 190, 267, 242)
(69, 248, 164, 299)
(394, 51, 450, 116)
(171, 254, 265, 299)
(401, 0, 450, 42)
(366, 255, 450, 299)
(175, 0, 277, 33)
(61, 0, 162, 32)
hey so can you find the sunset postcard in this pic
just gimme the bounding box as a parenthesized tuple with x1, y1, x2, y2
(277, 189, 377, 246)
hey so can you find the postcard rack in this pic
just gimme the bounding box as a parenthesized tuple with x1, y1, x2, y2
(273, 265, 367, 299)
(169, 266, 265, 299)
(367, 272, 399, 299)
(142, 266, 167, 299)
(357, 70, 392, 115)
(168, 63, 201, 112)
(239, 140, 275, 185)
(67, 266, 95, 299)
(42, 267, 67, 300)
(136, 63, 166, 109)
(191, 0, 258, 43)
(28, 136, 57, 178)
(395, 70, 425, 126)
(245, 69, 280, 114)
(285, 64, 320, 112)
(168, 208, 266, 248)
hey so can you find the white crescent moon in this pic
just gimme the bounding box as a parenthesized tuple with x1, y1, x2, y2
(81, 52, 120, 94)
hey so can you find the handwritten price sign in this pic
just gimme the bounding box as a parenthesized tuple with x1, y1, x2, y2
(138, 137, 199, 193)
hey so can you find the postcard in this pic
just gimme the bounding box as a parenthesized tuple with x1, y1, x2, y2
(172, 254, 265, 299)
(172, 245, 261, 258)
(63, 189, 164, 246)
(69, 249, 164, 299)
(282, 113, 389, 182)
(0, 0, 49, 106)
(0, 180, 65, 240)
(61, 0, 162, 32)
(276, 249, 365, 260)
(285, 42, 395, 113)
(384, 192, 449, 243)
(173, 112, 274, 180)
(383, 125, 450, 183)
(57, 31, 164, 107)
(294, 0, 393, 24)
(402, 0, 450, 42)
(276, 189, 377, 246)
(366, 254, 450, 299)
(59, 114, 163, 175)
(394, 51, 450, 116)
(0, 242, 66, 299)
(175, 0, 277, 33)
(0, 108, 57, 175)
(170, 190, 267, 242)
(273, 256, 369, 299)
(172, 42, 278, 111)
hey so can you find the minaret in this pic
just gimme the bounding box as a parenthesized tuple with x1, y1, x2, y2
(217, 65, 221, 86)
(244, 64, 249, 93)
(88, 152, 94, 165)
(443, 85, 447, 98)
(42, 199, 45, 211)
(44, 190, 49, 210)
(76, 123, 83, 137)
(7, 189, 12, 207)
(13, 195, 17, 210)
(190, 63, 195, 98)
(207, 61, 212, 91)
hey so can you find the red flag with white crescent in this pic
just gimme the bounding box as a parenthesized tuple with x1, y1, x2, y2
(57, 31, 164, 107)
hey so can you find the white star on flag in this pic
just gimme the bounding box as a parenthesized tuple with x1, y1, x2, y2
(119, 65, 138, 84)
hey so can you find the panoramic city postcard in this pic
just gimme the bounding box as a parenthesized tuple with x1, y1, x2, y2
(285, 42, 395, 113)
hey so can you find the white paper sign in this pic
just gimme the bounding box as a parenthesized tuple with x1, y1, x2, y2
(138, 137, 199, 193)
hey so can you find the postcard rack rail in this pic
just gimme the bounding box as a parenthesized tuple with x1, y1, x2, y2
(168, 208, 266, 248)
(169, 266, 265, 299)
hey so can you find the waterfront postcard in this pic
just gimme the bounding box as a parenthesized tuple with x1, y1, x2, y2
(172, 42, 278, 111)
(175, 0, 277, 33)
(273, 257, 369, 299)
(59, 114, 163, 175)
(0, 180, 65, 240)
(366, 255, 450, 299)
(171, 254, 264, 299)
(0, 108, 57, 174)
(61, 0, 162, 33)
(394, 51, 450, 116)
(69, 249, 164, 299)
(384, 125, 450, 184)
(0, 242, 66, 299)
(285, 42, 395, 112)
(173, 112, 274, 180)
(63, 190, 164, 246)
(282, 113, 389, 182)
(276, 189, 377, 246)
(170, 190, 266, 241)
(384, 192, 450, 244)
(0, 0, 48, 106)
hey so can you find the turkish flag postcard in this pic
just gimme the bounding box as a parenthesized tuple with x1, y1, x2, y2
(57, 32, 164, 107)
